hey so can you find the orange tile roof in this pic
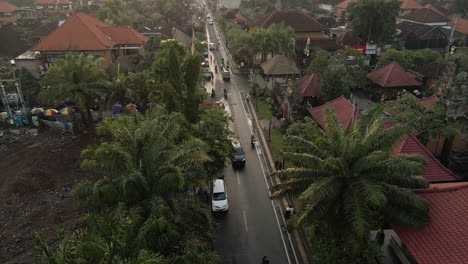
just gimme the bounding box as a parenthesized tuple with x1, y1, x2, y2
(393, 182, 468, 264)
(335, 0, 357, 9)
(453, 17, 468, 35)
(0, 1, 16, 13)
(400, 0, 423, 9)
(308, 96, 361, 130)
(34, 0, 70, 4)
(33, 12, 148, 52)
(367, 61, 421, 87)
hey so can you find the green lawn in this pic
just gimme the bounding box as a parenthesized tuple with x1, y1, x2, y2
(255, 98, 274, 120)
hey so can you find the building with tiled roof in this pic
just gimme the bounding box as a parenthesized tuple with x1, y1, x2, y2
(335, 0, 422, 18)
(368, 61, 421, 88)
(396, 20, 448, 50)
(33, 0, 72, 12)
(295, 73, 321, 97)
(308, 96, 361, 131)
(452, 17, 468, 36)
(336, 31, 361, 46)
(31, 12, 148, 71)
(397, 135, 458, 182)
(400, 7, 450, 26)
(391, 182, 468, 264)
(253, 10, 329, 39)
(417, 95, 437, 109)
(260, 55, 299, 76)
(0, 1, 17, 24)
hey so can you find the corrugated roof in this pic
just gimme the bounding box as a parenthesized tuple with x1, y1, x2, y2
(397, 135, 457, 182)
(367, 61, 421, 87)
(400, 0, 423, 9)
(261, 55, 299, 75)
(253, 10, 328, 33)
(308, 96, 361, 130)
(295, 73, 320, 97)
(401, 7, 450, 23)
(0, 1, 17, 13)
(33, 12, 147, 52)
(34, 0, 70, 4)
(393, 182, 468, 264)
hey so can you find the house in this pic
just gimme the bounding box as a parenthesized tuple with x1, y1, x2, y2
(253, 10, 329, 41)
(30, 12, 148, 72)
(0, 1, 17, 24)
(399, 7, 450, 26)
(14, 50, 44, 78)
(367, 61, 421, 99)
(295, 72, 322, 107)
(334, 0, 422, 20)
(399, 0, 423, 15)
(396, 21, 448, 50)
(391, 182, 468, 264)
(33, 0, 72, 13)
(308, 96, 361, 131)
(452, 17, 468, 37)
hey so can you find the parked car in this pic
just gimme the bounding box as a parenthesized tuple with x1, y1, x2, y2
(212, 178, 228, 212)
(209, 19, 213, 25)
(222, 70, 230, 81)
(231, 141, 245, 168)
(203, 50, 209, 57)
(203, 68, 212, 80)
(209, 42, 216, 50)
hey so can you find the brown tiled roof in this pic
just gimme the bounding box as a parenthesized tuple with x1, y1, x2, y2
(417, 95, 437, 108)
(296, 39, 343, 51)
(33, 12, 147, 52)
(367, 61, 421, 87)
(396, 135, 457, 182)
(400, 0, 423, 9)
(335, 0, 357, 9)
(232, 13, 248, 25)
(393, 182, 468, 264)
(308, 96, 361, 130)
(253, 10, 328, 33)
(336, 31, 361, 46)
(453, 17, 468, 35)
(295, 73, 320, 97)
(34, 0, 70, 4)
(400, 7, 450, 23)
(0, 1, 16, 13)
(261, 55, 300, 75)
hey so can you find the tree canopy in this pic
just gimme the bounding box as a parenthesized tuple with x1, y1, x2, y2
(377, 48, 442, 69)
(348, 0, 401, 43)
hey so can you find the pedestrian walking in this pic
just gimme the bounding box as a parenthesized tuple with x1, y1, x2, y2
(262, 256, 270, 264)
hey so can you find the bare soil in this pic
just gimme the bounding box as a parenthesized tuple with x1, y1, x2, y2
(0, 128, 100, 263)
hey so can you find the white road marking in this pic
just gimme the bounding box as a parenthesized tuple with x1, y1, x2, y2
(243, 210, 248, 232)
(236, 170, 240, 185)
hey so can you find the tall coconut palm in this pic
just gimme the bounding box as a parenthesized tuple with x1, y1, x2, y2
(107, 73, 139, 107)
(40, 53, 110, 126)
(271, 107, 430, 244)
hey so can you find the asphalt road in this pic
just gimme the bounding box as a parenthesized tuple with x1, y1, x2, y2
(204, 16, 298, 264)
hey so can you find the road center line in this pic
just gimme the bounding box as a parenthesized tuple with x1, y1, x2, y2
(243, 210, 248, 232)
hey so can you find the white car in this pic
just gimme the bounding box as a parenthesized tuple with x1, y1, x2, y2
(209, 19, 213, 25)
(212, 179, 228, 212)
(209, 42, 216, 50)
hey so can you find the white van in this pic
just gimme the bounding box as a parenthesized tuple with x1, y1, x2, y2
(212, 179, 228, 212)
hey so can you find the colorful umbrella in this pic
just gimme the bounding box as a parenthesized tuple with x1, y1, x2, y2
(44, 109, 59, 116)
(59, 107, 76, 115)
(0, 112, 8, 119)
(31, 108, 44, 115)
(125, 104, 137, 110)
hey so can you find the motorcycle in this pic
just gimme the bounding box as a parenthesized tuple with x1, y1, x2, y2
(224, 89, 227, 99)
(211, 89, 215, 98)
(251, 135, 256, 148)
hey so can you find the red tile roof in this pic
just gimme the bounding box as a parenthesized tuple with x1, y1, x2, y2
(0, 1, 16, 13)
(0, 16, 16, 23)
(400, 0, 423, 9)
(393, 182, 468, 264)
(335, 0, 357, 9)
(295, 73, 320, 97)
(453, 17, 468, 36)
(232, 13, 248, 25)
(34, 0, 70, 4)
(367, 61, 421, 87)
(396, 135, 457, 182)
(401, 7, 450, 23)
(33, 12, 148, 52)
(417, 95, 437, 108)
(308, 96, 361, 130)
(253, 10, 328, 33)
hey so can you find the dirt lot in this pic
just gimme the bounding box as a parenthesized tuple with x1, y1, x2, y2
(0, 128, 100, 263)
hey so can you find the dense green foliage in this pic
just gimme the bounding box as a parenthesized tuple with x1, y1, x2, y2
(377, 48, 442, 69)
(348, 0, 401, 43)
(271, 108, 430, 250)
(384, 94, 457, 144)
(319, 66, 351, 101)
(306, 50, 330, 75)
(227, 23, 295, 66)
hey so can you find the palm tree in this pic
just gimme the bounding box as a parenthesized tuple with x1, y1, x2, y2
(107, 73, 138, 107)
(271, 107, 430, 245)
(40, 53, 110, 126)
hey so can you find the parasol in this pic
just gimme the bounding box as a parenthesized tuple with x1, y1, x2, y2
(44, 109, 59, 116)
(125, 104, 137, 110)
(60, 107, 76, 115)
(31, 108, 44, 115)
